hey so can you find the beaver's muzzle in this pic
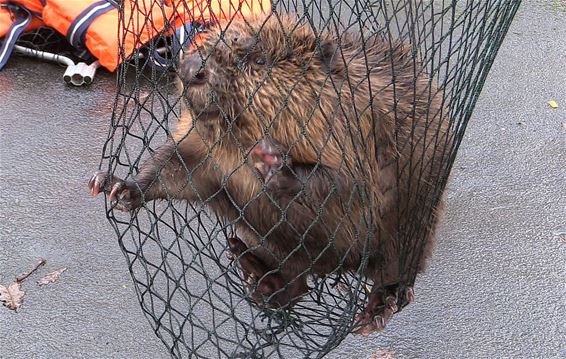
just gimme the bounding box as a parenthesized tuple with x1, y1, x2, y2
(180, 54, 208, 86)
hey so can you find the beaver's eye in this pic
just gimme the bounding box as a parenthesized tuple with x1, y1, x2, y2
(255, 57, 266, 65)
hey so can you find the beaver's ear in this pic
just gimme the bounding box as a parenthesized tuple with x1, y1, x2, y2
(316, 39, 341, 74)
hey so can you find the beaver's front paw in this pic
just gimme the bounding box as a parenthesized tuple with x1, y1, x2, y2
(250, 137, 301, 196)
(88, 171, 142, 211)
(251, 137, 287, 182)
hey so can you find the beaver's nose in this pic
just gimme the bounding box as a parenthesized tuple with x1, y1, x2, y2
(180, 54, 208, 85)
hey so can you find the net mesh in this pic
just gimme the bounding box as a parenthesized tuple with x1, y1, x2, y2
(94, 0, 521, 357)
(13, 26, 81, 61)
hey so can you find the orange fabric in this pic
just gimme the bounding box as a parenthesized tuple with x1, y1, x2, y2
(11, 0, 44, 15)
(0, 7, 12, 38)
(44, 0, 270, 72)
(3, 0, 271, 71)
(43, 0, 178, 71)
(26, 14, 43, 30)
(0, 2, 44, 39)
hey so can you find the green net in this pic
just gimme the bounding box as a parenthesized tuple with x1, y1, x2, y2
(92, 0, 521, 357)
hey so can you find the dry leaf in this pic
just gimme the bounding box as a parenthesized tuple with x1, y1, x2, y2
(369, 349, 396, 359)
(37, 268, 67, 286)
(0, 282, 25, 311)
(548, 100, 558, 108)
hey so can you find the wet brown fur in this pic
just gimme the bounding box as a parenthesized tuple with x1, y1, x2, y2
(93, 14, 452, 313)
(173, 14, 451, 286)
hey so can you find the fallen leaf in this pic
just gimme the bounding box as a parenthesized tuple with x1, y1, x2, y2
(553, 228, 566, 243)
(548, 100, 558, 108)
(37, 268, 67, 286)
(0, 282, 25, 311)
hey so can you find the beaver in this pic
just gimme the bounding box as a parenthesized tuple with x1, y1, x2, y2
(89, 14, 452, 335)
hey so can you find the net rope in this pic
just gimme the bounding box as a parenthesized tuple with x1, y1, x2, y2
(91, 1, 521, 357)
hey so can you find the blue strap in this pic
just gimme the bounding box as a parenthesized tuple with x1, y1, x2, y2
(67, 0, 118, 50)
(148, 23, 194, 70)
(147, 22, 207, 71)
(0, 4, 32, 71)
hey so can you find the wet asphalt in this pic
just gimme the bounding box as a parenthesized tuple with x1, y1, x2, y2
(0, 1, 564, 358)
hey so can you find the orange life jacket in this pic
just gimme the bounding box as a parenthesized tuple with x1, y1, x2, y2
(0, 0, 44, 69)
(0, 0, 45, 37)
(1, 0, 271, 72)
(44, 0, 271, 71)
(12, 0, 44, 15)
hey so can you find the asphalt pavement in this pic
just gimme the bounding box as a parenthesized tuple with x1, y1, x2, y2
(0, 1, 564, 358)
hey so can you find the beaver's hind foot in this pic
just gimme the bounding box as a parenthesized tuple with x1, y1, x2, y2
(227, 237, 308, 309)
(353, 284, 414, 336)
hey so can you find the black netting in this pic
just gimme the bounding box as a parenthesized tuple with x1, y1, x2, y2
(13, 23, 80, 63)
(15, 27, 70, 52)
(92, 1, 521, 357)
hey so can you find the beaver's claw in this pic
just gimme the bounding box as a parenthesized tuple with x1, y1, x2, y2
(353, 285, 414, 336)
(88, 171, 141, 211)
